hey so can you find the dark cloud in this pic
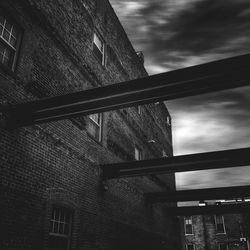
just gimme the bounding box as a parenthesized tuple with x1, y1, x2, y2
(110, 0, 250, 190)
(111, 0, 250, 73)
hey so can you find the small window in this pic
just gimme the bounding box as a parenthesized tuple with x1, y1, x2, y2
(93, 32, 105, 65)
(0, 14, 21, 71)
(186, 244, 195, 250)
(218, 243, 228, 250)
(215, 215, 226, 234)
(88, 113, 102, 142)
(184, 216, 193, 235)
(134, 146, 142, 161)
(166, 116, 171, 126)
(136, 105, 142, 114)
(49, 206, 73, 250)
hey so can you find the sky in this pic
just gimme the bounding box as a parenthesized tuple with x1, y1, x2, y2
(110, 0, 250, 190)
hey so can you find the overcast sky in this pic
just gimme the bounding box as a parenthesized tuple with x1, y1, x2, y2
(110, 0, 250, 190)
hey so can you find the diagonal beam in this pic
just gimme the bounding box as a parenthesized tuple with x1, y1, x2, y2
(2, 53, 250, 127)
(167, 203, 250, 215)
(101, 147, 250, 179)
(144, 185, 250, 203)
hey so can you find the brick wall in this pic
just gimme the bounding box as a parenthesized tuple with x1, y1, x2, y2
(180, 214, 246, 250)
(0, 0, 179, 249)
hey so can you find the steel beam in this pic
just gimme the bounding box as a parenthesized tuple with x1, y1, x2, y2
(144, 185, 250, 203)
(101, 147, 250, 179)
(167, 203, 250, 215)
(2, 53, 250, 127)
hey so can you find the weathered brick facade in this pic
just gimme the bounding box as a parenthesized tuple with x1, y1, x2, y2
(180, 204, 249, 250)
(0, 1, 179, 249)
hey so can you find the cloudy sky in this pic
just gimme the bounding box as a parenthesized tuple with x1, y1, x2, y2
(110, 0, 250, 190)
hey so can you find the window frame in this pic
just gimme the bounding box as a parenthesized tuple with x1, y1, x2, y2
(49, 206, 73, 250)
(0, 12, 22, 72)
(184, 216, 194, 235)
(88, 113, 103, 142)
(215, 215, 226, 234)
(93, 32, 105, 66)
(134, 145, 142, 161)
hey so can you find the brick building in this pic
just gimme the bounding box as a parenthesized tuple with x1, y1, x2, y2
(180, 201, 250, 250)
(0, 0, 180, 249)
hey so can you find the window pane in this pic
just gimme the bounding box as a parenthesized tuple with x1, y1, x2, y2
(89, 113, 100, 123)
(59, 223, 64, 234)
(93, 44, 103, 63)
(10, 36, 16, 47)
(135, 147, 142, 160)
(12, 27, 17, 38)
(3, 29, 10, 41)
(88, 121, 100, 141)
(186, 224, 193, 234)
(54, 222, 59, 233)
(5, 21, 12, 33)
(94, 33, 103, 51)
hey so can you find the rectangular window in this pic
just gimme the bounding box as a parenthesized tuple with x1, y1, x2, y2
(93, 32, 105, 65)
(49, 206, 72, 250)
(136, 105, 142, 114)
(184, 216, 193, 235)
(219, 243, 228, 250)
(215, 215, 226, 234)
(134, 146, 142, 160)
(0, 14, 21, 71)
(186, 244, 195, 250)
(88, 113, 102, 142)
(49, 206, 72, 237)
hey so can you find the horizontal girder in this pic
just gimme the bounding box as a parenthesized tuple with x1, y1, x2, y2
(144, 185, 250, 203)
(101, 147, 250, 179)
(1, 53, 250, 127)
(168, 202, 250, 215)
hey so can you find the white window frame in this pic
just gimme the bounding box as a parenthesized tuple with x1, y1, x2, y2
(0, 14, 21, 71)
(49, 206, 73, 238)
(184, 216, 194, 235)
(93, 32, 105, 65)
(134, 146, 142, 161)
(88, 113, 102, 142)
(186, 243, 195, 250)
(215, 215, 226, 234)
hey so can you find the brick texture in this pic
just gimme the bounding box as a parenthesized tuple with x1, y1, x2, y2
(0, 1, 180, 249)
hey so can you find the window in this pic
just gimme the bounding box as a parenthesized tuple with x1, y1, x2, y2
(88, 113, 102, 142)
(184, 216, 193, 235)
(218, 243, 228, 250)
(93, 32, 105, 65)
(186, 244, 195, 250)
(166, 116, 171, 126)
(215, 215, 226, 234)
(0, 14, 21, 71)
(49, 206, 72, 250)
(134, 146, 142, 160)
(136, 105, 142, 114)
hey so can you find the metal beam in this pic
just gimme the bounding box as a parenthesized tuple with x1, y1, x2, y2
(144, 185, 250, 203)
(101, 147, 250, 179)
(167, 202, 250, 215)
(2, 53, 250, 127)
